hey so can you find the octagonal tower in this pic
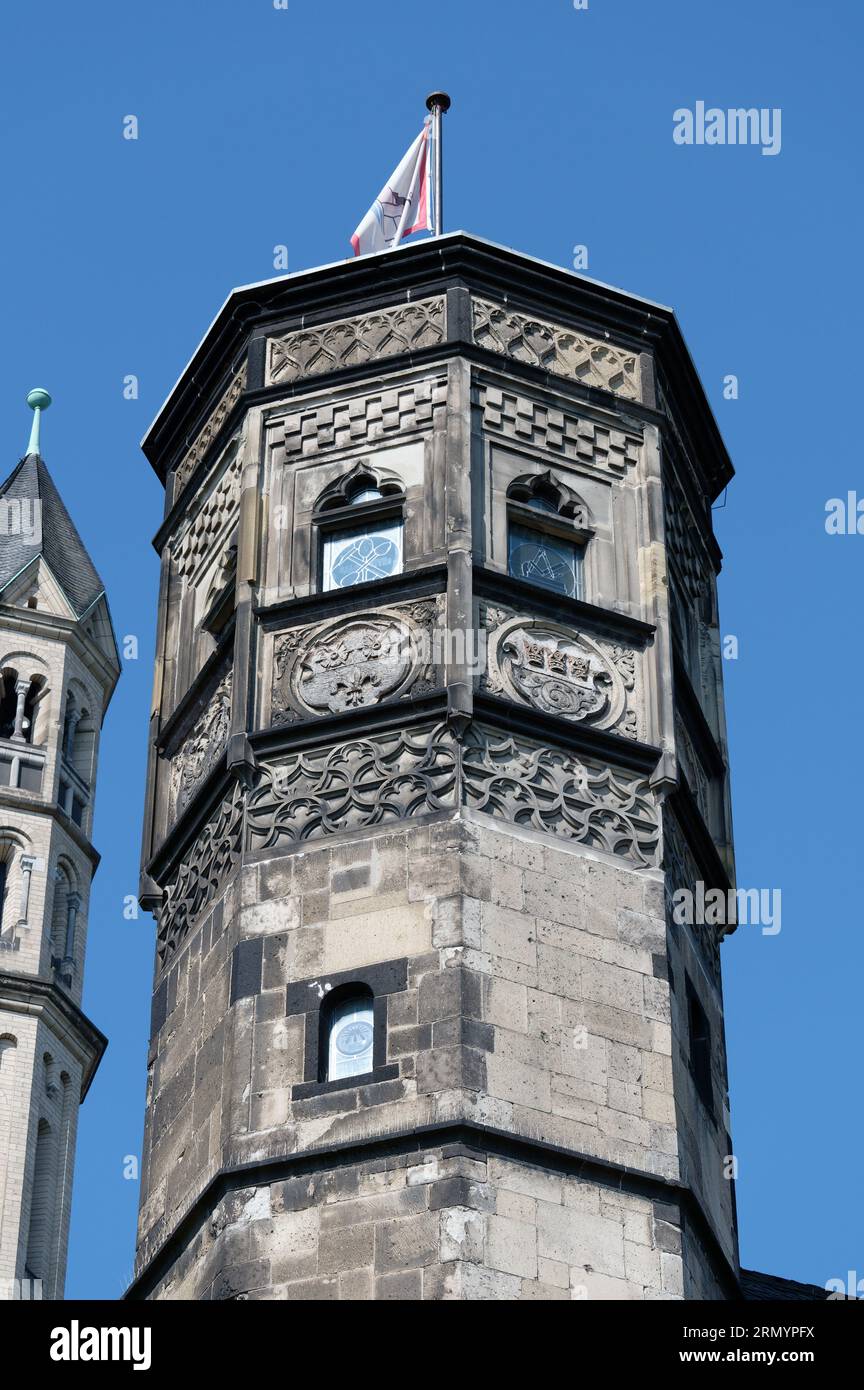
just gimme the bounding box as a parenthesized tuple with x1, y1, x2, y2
(130, 234, 738, 1301)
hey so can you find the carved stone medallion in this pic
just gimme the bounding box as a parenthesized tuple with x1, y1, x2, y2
(273, 606, 437, 722)
(486, 618, 627, 728)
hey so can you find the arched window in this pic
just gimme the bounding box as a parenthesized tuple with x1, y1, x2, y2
(0, 836, 28, 939)
(50, 864, 79, 983)
(315, 467, 405, 592)
(69, 710, 95, 787)
(0, 669, 17, 740)
(506, 472, 592, 601)
(0, 669, 46, 746)
(322, 987, 375, 1082)
(25, 1119, 55, 1281)
(0, 1033, 17, 1075)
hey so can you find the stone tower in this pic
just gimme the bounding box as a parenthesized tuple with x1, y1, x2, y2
(0, 391, 118, 1300)
(131, 235, 739, 1301)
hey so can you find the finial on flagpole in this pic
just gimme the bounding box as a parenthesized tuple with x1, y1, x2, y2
(425, 92, 451, 237)
(25, 388, 52, 457)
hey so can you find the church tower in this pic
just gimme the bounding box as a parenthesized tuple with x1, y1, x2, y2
(131, 236, 739, 1300)
(0, 391, 118, 1299)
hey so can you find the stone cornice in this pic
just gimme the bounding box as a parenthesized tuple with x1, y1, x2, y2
(0, 969, 107, 1099)
(141, 233, 733, 503)
(0, 791, 101, 870)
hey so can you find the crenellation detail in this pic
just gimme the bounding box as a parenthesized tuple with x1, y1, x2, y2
(172, 446, 242, 581)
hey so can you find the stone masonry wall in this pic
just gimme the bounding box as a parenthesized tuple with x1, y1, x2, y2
(144, 1145, 684, 1301)
(135, 809, 733, 1298)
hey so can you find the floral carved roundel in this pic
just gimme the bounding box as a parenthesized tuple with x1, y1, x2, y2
(291, 614, 419, 716)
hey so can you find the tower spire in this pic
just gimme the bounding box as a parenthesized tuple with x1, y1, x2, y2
(25, 386, 52, 457)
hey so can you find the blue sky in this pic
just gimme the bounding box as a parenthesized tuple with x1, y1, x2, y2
(1, 0, 860, 1298)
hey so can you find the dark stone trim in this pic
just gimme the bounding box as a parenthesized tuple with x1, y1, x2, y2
(292, 1062, 399, 1102)
(230, 939, 263, 1005)
(124, 1120, 740, 1301)
(255, 563, 448, 630)
(474, 566, 656, 645)
(287, 958, 408, 1091)
(673, 654, 727, 780)
(0, 971, 107, 1101)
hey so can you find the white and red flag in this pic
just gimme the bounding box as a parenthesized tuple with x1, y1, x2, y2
(351, 122, 432, 256)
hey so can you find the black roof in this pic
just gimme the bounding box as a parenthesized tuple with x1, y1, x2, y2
(741, 1269, 836, 1301)
(0, 452, 106, 619)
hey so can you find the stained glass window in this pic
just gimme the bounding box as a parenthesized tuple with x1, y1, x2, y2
(327, 996, 375, 1081)
(508, 524, 582, 599)
(322, 520, 403, 591)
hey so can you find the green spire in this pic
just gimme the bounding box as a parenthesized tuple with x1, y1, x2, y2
(25, 387, 52, 457)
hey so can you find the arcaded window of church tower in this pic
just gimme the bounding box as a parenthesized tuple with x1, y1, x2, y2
(0, 669, 46, 748)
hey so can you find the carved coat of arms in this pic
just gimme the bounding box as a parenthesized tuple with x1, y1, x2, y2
(273, 609, 437, 721)
(487, 619, 632, 731)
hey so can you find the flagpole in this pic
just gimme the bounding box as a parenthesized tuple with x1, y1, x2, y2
(425, 91, 451, 236)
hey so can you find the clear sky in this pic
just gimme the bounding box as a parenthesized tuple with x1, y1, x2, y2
(1, 0, 860, 1299)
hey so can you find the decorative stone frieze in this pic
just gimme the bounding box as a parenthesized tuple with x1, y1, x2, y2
(278, 376, 447, 458)
(267, 297, 446, 386)
(461, 723, 660, 868)
(156, 782, 245, 967)
(173, 364, 246, 497)
(478, 383, 641, 474)
(473, 298, 640, 400)
(247, 721, 458, 851)
(169, 671, 232, 819)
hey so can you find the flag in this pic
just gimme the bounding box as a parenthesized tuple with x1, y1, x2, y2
(351, 122, 431, 257)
